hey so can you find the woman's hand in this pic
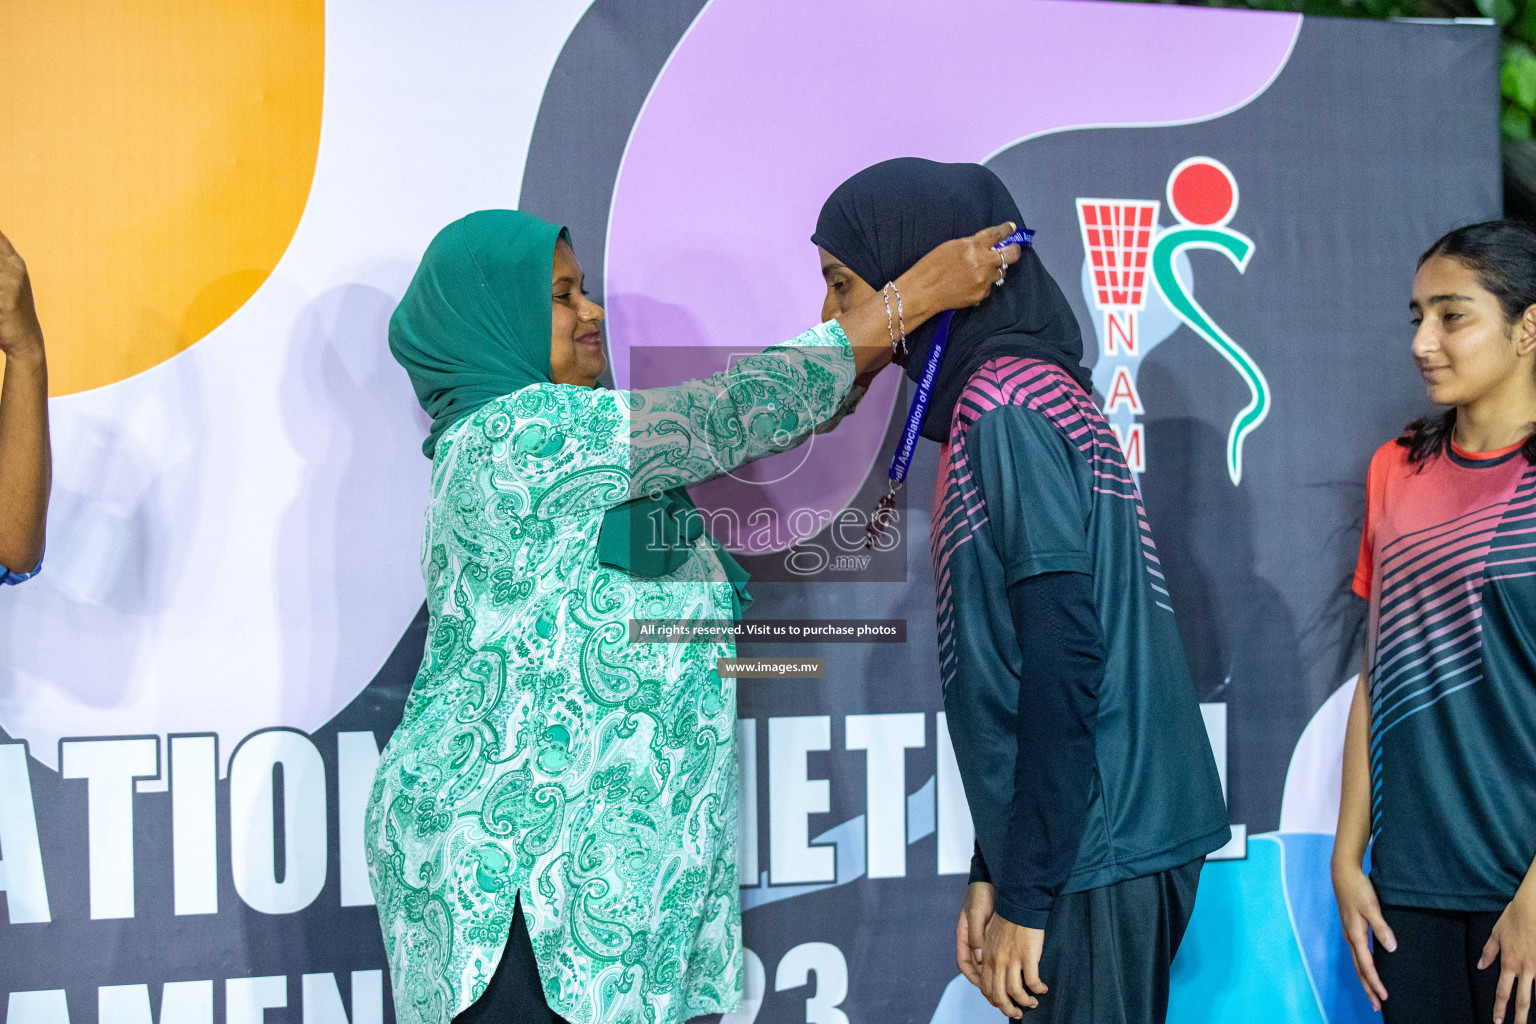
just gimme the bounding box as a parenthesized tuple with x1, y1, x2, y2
(1481, 879, 1536, 1024)
(0, 230, 44, 360)
(1333, 860, 1395, 1011)
(980, 911, 1047, 1019)
(957, 882, 994, 989)
(835, 221, 1022, 379)
(895, 222, 1024, 321)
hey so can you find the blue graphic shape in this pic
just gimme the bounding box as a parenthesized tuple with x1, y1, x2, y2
(1281, 834, 1380, 1024)
(1167, 834, 1327, 1023)
(908, 774, 936, 843)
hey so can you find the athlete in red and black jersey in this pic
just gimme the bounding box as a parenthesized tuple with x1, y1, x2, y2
(1335, 220, 1536, 1024)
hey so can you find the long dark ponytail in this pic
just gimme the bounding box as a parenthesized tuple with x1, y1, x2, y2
(1399, 219, 1536, 466)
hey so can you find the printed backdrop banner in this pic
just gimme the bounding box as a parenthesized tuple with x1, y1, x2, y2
(0, 3, 1500, 1024)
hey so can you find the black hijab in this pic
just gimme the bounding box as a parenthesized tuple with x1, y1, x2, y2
(812, 158, 1091, 442)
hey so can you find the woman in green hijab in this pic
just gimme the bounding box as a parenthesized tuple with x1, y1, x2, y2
(365, 209, 1019, 1024)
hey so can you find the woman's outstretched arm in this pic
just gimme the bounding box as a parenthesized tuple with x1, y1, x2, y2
(444, 223, 1023, 509)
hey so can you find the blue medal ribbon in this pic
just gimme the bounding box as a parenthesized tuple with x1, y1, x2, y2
(865, 225, 1035, 547)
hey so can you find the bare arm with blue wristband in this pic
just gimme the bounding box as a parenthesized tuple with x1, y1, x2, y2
(0, 228, 49, 584)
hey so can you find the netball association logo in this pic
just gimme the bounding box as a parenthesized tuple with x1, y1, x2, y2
(1077, 157, 1268, 485)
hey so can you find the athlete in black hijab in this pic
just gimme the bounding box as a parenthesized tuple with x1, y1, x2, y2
(813, 159, 1228, 1024)
(812, 157, 1092, 442)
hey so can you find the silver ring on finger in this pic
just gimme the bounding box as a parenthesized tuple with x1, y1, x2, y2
(995, 250, 1007, 287)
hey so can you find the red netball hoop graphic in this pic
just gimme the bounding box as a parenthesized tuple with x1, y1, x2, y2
(1076, 198, 1160, 312)
(1076, 197, 1162, 474)
(1167, 156, 1239, 227)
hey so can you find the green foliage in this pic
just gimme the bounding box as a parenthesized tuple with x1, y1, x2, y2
(1504, 41, 1536, 134)
(1127, 0, 1529, 138)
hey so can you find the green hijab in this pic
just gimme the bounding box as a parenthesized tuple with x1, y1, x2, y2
(388, 209, 750, 615)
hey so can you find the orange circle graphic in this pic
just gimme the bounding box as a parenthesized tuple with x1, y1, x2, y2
(0, 1, 323, 395)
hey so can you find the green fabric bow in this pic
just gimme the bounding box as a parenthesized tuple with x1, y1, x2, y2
(597, 487, 753, 617)
(388, 209, 750, 615)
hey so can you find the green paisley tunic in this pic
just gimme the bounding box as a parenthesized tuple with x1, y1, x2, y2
(366, 321, 856, 1024)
